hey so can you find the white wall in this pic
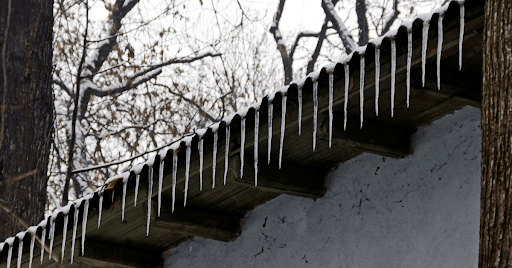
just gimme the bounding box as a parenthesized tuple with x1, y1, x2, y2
(163, 106, 481, 268)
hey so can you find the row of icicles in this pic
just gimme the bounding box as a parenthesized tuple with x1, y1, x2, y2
(0, 1, 465, 267)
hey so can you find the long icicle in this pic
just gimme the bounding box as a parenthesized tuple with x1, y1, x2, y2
(254, 108, 259, 186)
(437, 13, 444, 90)
(61, 214, 68, 262)
(212, 131, 218, 188)
(267, 102, 273, 164)
(48, 219, 55, 260)
(158, 160, 164, 216)
(313, 80, 318, 151)
(6, 243, 12, 268)
(184, 142, 191, 206)
(279, 95, 287, 168)
(224, 124, 230, 185)
(172, 151, 178, 212)
(146, 166, 154, 236)
(97, 194, 103, 229)
(375, 46, 380, 116)
(459, 2, 464, 70)
(344, 64, 349, 131)
(134, 174, 140, 207)
(17, 238, 23, 268)
(199, 138, 204, 191)
(40, 226, 46, 263)
(29, 234, 35, 268)
(70, 205, 79, 264)
(407, 29, 412, 108)
(422, 19, 430, 87)
(122, 179, 127, 220)
(81, 199, 89, 256)
(298, 86, 302, 135)
(328, 73, 333, 148)
(359, 54, 365, 129)
(391, 38, 396, 117)
(240, 117, 246, 177)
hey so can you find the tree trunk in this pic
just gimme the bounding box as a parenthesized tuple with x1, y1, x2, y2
(479, 0, 512, 266)
(0, 0, 53, 240)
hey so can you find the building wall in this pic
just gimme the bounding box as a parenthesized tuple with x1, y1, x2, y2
(163, 106, 481, 268)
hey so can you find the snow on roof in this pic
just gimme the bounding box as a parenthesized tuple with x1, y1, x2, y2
(0, 0, 468, 265)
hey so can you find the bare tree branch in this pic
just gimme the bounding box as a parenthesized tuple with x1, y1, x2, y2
(381, 0, 400, 36)
(270, 0, 293, 85)
(321, 0, 356, 53)
(53, 77, 72, 97)
(289, 32, 320, 60)
(356, 0, 369, 45)
(307, 18, 329, 74)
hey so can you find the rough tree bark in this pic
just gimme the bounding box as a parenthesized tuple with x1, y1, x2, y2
(0, 0, 54, 240)
(479, 0, 512, 266)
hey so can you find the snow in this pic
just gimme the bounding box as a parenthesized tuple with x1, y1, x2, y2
(391, 39, 396, 117)
(328, 73, 333, 148)
(224, 124, 231, 185)
(131, 163, 145, 175)
(267, 102, 273, 164)
(344, 64, 349, 131)
(254, 108, 260, 186)
(375, 46, 381, 116)
(437, 14, 444, 90)
(312, 81, 318, 151)
(279, 95, 287, 169)
(359, 54, 365, 129)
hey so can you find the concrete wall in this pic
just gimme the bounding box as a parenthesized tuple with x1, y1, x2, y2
(163, 106, 481, 268)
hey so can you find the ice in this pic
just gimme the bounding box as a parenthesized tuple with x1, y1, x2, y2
(313, 80, 318, 151)
(375, 46, 380, 116)
(407, 29, 412, 108)
(146, 166, 154, 236)
(17, 236, 23, 268)
(6, 242, 12, 268)
(122, 179, 127, 221)
(359, 54, 365, 129)
(60, 214, 68, 262)
(437, 14, 444, 90)
(422, 19, 430, 87)
(240, 117, 246, 177)
(158, 160, 164, 216)
(134, 174, 140, 207)
(224, 124, 231, 185)
(184, 142, 191, 206)
(212, 131, 218, 188)
(199, 138, 204, 191)
(298, 86, 302, 135)
(48, 219, 55, 260)
(70, 204, 79, 264)
(98, 194, 103, 229)
(172, 151, 178, 212)
(328, 73, 333, 148)
(254, 108, 260, 186)
(278, 95, 287, 168)
(29, 234, 35, 268)
(40, 226, 46, 263)
(391, 39, 397, 117)
(344, 64, 349, 131)
(459, 3, 464, 70)
(268, 102, 273, 164)
(81, 199, 89, 256)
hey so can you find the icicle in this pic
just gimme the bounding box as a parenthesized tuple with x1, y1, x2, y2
(97, 194, 103, 229)
(459, 2, 464, 70)
(437, 13, 444, 90)
(70, 205, 79, 264)
(359, 54, 365, 129)
(313, 81, 318, 151)
(267, 102, 273, 164)
(134, 174, 140, 207)
(375, 46, 380, 116)
(29, 234, 35, 268)
(224, 124, 231, 185)
(7, 243, 12, 268)
(17, 239, 23, 268)
(279, 95, 287, 168)
(407, 29, 412, 108)
(298, 87, 302, 135)
(146, 166, 153, 236)
(61, 214, 68, 263)
(254, 108, 259, 186)
(344, 64, 349, 131)
(184, 142, 191, 206)
(212, 131, 218, 189)
(111, 189, 115, 203)
(421, 19, 430, 87)
(158, 160, 164, 217)
(122, 179, 127, 221)
(391, 39, 396, 117)
(240, 117, 246, 177)
(40, 226, 46, 263)
(81, 199, 89, 256)
(48, 219, 55, 260)
(199, 139, 204, 191)
(172, 151, 178, 212)
(328, 73, 333, 148)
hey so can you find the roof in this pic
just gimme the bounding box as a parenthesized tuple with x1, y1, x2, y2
(0, 0, 484, 267)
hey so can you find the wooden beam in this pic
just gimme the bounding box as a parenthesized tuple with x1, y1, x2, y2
(151, 202, 241, 242)
(78, 239, 163, 268)
(321, 114, 415, 158)
(228, 155, 326, 199)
